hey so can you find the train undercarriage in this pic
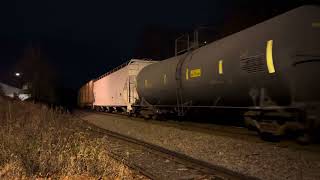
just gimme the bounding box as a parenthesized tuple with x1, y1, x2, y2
(126, 102, 320, 143)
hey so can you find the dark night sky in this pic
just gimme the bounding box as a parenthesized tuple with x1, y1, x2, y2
(0, 0, 318, 89)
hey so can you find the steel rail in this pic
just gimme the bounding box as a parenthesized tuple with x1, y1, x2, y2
(76, 112, 259, 180)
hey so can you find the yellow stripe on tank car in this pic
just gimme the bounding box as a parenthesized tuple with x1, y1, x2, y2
(312, 22, 320, 28)
(266, 40, 276, 74)
(144, 80, 148, 88)
(186, 68, 189, 80)
(144, 80, 152, 88)
(218, 60, 223, 74)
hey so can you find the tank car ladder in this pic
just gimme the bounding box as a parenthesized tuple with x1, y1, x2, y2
(174, 32, 199, 116)
(175, 53, 190, 116)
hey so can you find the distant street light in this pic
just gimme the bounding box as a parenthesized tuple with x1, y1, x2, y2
(15, 72, 21, 77)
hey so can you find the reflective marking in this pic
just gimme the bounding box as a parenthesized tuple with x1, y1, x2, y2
(186, 68, 189, 80)
(163, 74, 167, 85)
(312, 22, 320, 28)
(144, 80, 152, 88)
(266, 40, 276, 74)
(190, 68, 201, 78)
(218, 60, 223, 74)
(144, 80, 148, 87)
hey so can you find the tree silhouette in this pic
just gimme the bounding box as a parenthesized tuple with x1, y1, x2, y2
(0, 84, 4, 96)
(15, 44, 57, 104)
(220, 0, 315, 38)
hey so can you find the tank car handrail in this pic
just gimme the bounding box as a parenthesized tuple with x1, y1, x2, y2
(132, 104, 304, 110)
(292, 59, 320, 66)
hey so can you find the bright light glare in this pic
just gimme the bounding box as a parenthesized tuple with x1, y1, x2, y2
(15, 73, 21, 77)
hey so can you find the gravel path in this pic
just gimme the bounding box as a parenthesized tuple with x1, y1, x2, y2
(82, 113, 320, 180)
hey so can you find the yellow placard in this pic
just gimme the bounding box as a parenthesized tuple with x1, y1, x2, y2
(190, 68, 201, 78)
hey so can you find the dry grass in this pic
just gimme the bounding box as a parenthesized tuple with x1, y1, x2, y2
(0, 96, 144, 180)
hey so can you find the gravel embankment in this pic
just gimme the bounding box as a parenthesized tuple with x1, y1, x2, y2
(81, 113, 320, 180)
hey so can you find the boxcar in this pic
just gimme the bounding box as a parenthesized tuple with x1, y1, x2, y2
(78, 80, 94, 108)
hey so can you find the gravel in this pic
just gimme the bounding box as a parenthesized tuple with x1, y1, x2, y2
(82, 113, 320, 180)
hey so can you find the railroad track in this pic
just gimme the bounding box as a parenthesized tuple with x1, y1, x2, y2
(80, 109, 259, 140)
(78, 110, 320, 153)
(76, 112, 258, 180)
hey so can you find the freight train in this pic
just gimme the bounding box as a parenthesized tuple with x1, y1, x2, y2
(78, 6, 320, 141)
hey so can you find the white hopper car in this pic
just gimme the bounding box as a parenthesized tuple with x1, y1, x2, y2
(78, 59, 155, 112)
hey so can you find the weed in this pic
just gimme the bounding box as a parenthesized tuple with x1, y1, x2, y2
(0, 96, 143, 179)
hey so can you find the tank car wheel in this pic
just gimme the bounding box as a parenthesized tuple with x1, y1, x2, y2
(244, 117, 258, 131)
(152, 114, 159, 120)
(296, 133, 311, 145)
(143, 115, 151, 120)
(244, 111, 260, 131)
(258, 131, 280, 142)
